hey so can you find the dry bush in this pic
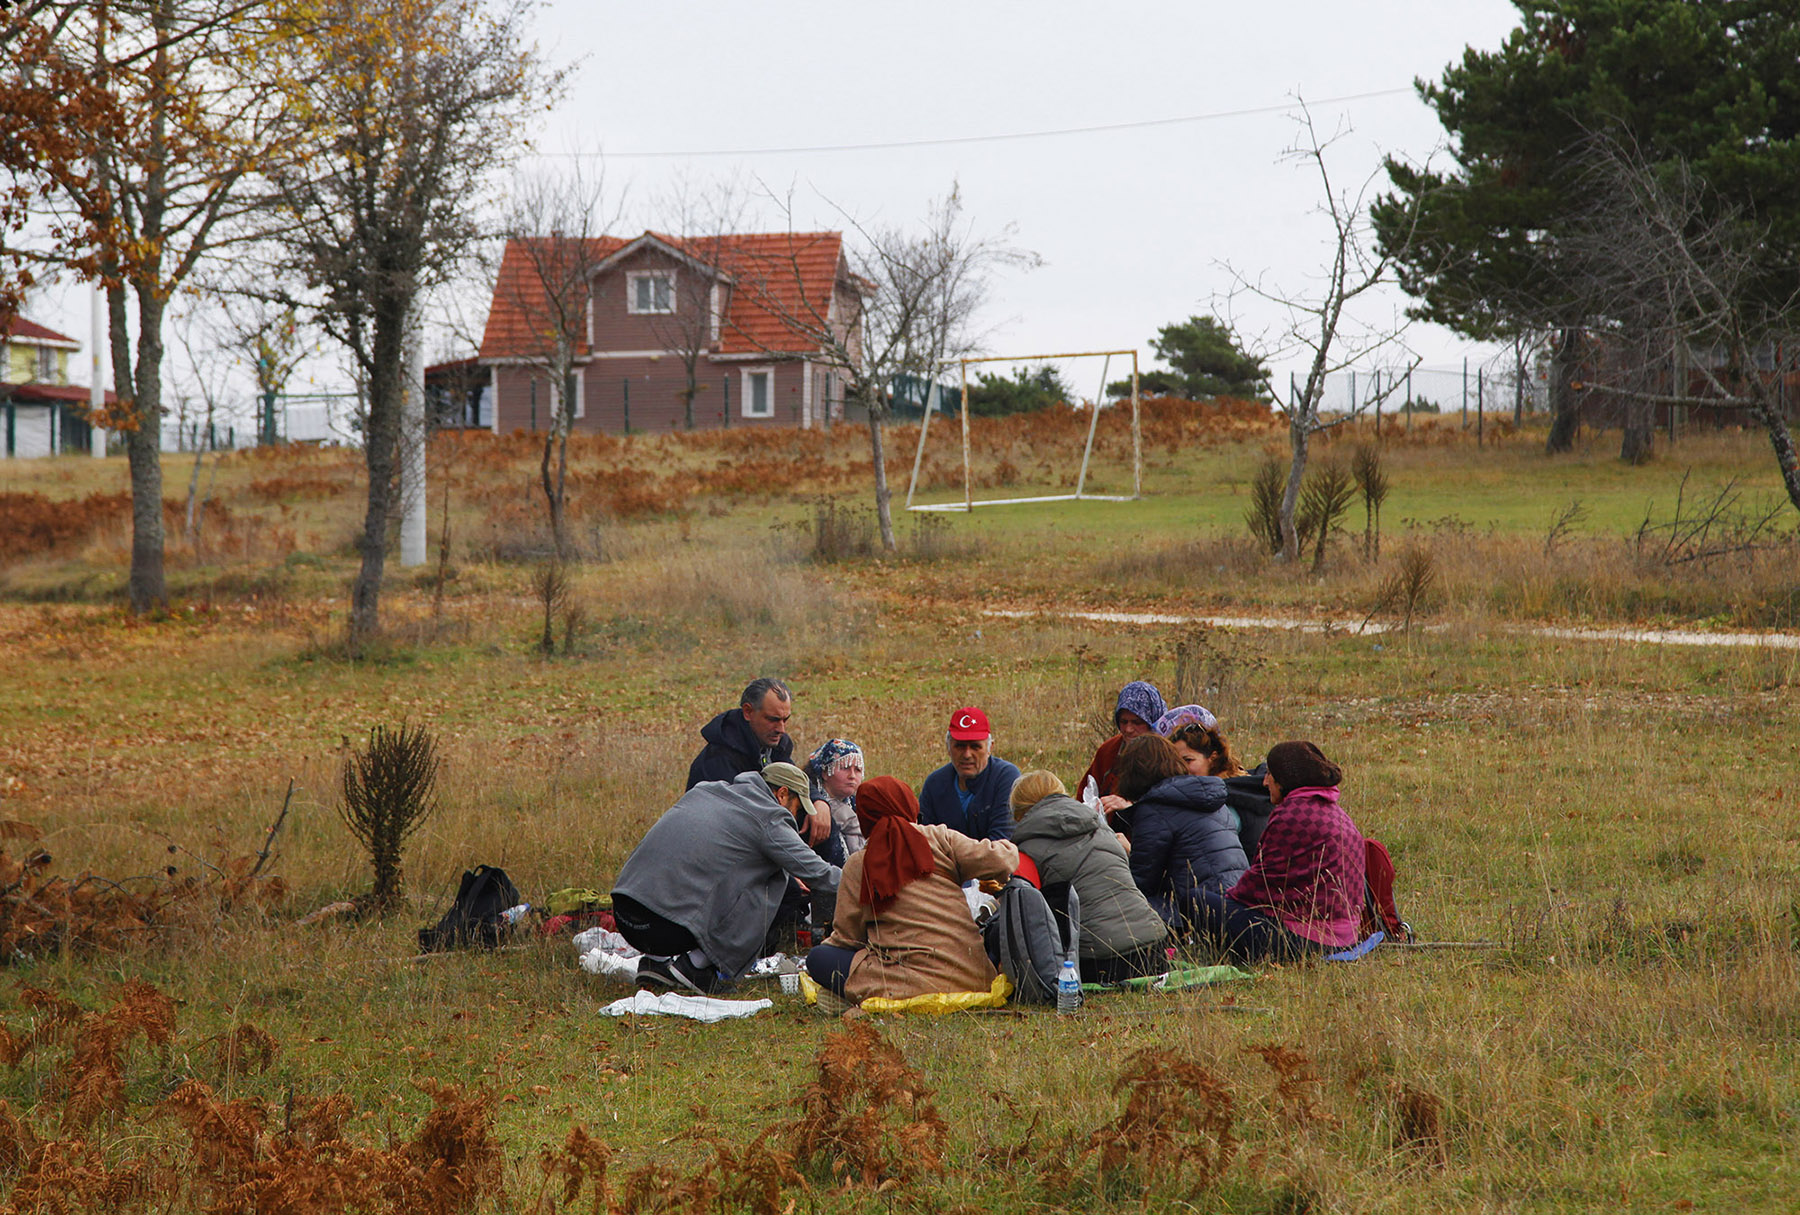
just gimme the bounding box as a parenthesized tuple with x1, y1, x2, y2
(338, 723, 441, 912)
(0, 839, 288, 965)
(211, 1025, 277, 1078)
(0, 1137, 153, 1214)
(246, 474, 345, 503)
(536, 1124, 613, 1215)
(0, 984, 511, 1215)
(1071, 1047, 1238, 1199)
(780, 1021, 947, 1189)
(1390, 1083, 1447, 1166)
(0, 492, 134, 562)
(1246, 457, 1287, 554)
(1245, 1041, 1334, 1128)
(809, 499, 874, 563)
(1298, 458, 1356, 570)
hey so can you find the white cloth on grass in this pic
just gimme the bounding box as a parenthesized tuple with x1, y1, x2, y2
(598, 991, 772, 1022)
(572, 926, 639, 957)
(579, 950, 639, 981)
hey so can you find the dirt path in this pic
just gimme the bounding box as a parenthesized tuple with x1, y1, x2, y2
(981, 607, 1800, 650)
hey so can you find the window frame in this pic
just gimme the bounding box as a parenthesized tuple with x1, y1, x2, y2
(626, 270, 676, 315)
(741, 367, 775, 419)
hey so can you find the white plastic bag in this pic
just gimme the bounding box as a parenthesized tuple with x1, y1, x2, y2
(1080, 776, 1103, 813)
(964, 885, 999, 926)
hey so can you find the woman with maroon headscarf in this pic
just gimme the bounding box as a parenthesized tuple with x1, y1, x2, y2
(803, 775, 1019, 1002)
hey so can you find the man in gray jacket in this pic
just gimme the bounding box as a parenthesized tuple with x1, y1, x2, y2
(612, 763, 839, 995)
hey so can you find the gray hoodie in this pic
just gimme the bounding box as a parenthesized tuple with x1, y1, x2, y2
(1012, 794, 1168, 961)
(612, 772, 840, 975)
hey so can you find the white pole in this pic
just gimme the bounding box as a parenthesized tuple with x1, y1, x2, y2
(90, 287, 106, 458)
(1074, 355, 1109, 499)
(399, 325, 427, 566)
(905, 379, 935, 509)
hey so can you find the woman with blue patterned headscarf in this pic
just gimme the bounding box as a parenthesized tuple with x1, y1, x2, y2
(806, 739, 867, 854)
(1078, 681, 1167, 821)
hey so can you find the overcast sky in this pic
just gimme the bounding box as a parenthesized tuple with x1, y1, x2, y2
(522, 0, 1526, 405)
(29, 0, 1528, 417)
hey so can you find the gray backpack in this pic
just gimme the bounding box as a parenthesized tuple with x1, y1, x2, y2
(983, 877, 1081, 1004)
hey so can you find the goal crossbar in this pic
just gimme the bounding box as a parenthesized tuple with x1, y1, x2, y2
(904, 348, 1140, 512)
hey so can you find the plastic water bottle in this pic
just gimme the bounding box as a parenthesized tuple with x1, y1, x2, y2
(499, 903, 531, 927)
(1056, 959, 1082, 1014)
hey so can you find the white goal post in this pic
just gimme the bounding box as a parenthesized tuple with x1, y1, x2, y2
(904, 348, 1141, 512)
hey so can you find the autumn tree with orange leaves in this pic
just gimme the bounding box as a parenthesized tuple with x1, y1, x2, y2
(260, 0, 558, 649)
(2, 0, 297, 613)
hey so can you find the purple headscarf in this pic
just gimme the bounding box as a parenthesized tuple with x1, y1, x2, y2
(1114, 681, 1168, 731)
(1154, 703, 1218, 736)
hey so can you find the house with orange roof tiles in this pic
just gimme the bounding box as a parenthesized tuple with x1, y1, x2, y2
(476, 229, 865, 434)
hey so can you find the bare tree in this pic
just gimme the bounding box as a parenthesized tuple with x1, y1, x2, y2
(263, 0, 557, 649)
(1562, 130, 1800, 515)
(496, 166, 614, 559)
(1227, 103, 1417, 563)
(645, 174, 750, 431)
(733, 185, 1036, 549)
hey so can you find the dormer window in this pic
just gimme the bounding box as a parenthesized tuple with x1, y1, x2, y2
(627, 271, 675, 315)
(36, 345, 55, 382)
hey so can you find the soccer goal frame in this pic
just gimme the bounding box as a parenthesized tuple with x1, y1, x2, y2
(904, 348, 1141, 512)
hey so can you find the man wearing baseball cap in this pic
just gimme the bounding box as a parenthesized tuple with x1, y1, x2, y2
(917, 706, 1019, 842)
(612, 762, 839, 994)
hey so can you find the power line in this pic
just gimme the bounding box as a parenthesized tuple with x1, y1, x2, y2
(529, 88, 1415, 161)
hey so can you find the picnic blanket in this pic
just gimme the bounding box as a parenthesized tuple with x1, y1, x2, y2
(797, 971, 1013, 1015)
(1103, 962, 1252, 992)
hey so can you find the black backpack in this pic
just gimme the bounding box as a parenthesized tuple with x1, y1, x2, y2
(418, 865, 521, 953)
(984, 877, 1081, 1004)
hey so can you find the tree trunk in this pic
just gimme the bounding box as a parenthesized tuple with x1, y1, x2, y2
(865, 405, 897, 551)
(119, 284, 167, 613)
(1546, 326, 1582, 454)
(1751, 395, 1800, 517)
(540, 429, 565, 559)
(1279, 422, 1309, 563)
(1620, 397, 1655, 465)
(349, 303, 409, 650)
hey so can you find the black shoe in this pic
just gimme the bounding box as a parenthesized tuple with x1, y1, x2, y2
(635, 956, 679, 991)
(636, 954, 721, 995)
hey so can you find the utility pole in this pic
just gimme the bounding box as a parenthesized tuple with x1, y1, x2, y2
(399, 325, 427, 567)
(90, 287, 106, 458)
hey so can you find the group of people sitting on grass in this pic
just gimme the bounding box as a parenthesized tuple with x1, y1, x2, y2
(609, 676, 1367, 1001)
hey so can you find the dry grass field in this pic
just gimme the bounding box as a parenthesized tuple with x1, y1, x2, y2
(0, 402, 1796, 1212)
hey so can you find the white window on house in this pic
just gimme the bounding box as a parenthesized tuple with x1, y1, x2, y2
(35, 345, 56, 382)
(626, 270, 675, 315)
(743, 368, 774, 418)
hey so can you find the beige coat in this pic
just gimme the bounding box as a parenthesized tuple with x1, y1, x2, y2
(825, 824, 1019, 1002)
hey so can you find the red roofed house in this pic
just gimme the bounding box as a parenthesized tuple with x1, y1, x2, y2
(477, 230, 864, 433)
(2, 316, 113, 458)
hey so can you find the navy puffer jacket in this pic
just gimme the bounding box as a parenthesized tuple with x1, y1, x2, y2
(1127, 774, 1249, 926)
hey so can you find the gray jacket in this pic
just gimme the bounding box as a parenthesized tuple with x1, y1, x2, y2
(1012, 794, 1168, 960)
(611, 772, 840, 976)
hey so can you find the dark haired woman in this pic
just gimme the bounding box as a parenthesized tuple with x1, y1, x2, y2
(1111, 733, 1248, 931)
(1156, 704, 1273, 857)
(1194, 741, 1366, 964)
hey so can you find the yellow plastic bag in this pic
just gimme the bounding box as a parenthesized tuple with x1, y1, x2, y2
(800, 972, 1014, 1015)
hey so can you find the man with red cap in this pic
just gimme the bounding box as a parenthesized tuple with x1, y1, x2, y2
(916, 706, 1019, 842)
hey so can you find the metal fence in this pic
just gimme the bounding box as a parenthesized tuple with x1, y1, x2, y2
(1295, 360, 1546, 424)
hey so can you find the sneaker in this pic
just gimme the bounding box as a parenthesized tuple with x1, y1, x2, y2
(634, 956, 679, 991)
(635, 954, 721, 995)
